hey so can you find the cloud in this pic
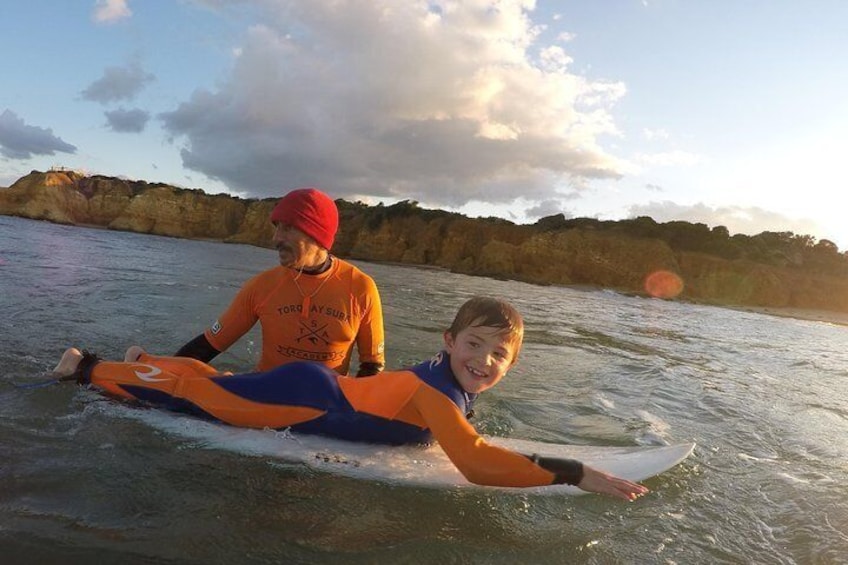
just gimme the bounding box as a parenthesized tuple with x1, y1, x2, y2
(0, 110, 77, 159)
(0, 167, 22, 187)
(160, 0, 627, 205)
(104, 108, 151, 133)
(92, 0, 132, 23)
(81, 62, 154, 104)
(642, 127, 669, 141)
(628, 201, 823, 238)
(634, 150, 702, 168)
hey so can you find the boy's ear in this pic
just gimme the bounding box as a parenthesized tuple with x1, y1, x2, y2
(506, 343, 520, 368)
(443, 331, 455, 352)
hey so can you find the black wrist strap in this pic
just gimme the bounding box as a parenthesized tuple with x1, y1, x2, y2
(525, 453, 585, 485)
(356, 361, 384, 377)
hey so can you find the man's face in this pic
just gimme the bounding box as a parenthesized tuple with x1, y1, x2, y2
(272, 222, 325, 269)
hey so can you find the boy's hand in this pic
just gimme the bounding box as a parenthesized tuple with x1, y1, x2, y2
(577, 465, 650, 501)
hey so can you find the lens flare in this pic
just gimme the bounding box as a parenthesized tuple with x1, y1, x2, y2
(644, 270, 684, 299)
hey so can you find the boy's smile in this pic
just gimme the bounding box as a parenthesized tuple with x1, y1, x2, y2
(444, 323, 516, 394)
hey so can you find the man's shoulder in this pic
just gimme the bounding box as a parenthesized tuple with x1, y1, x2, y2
(244, 265, 287, 287)
(334, 257, 375, 282)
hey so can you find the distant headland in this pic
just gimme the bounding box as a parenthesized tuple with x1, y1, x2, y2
(3, 169, 848, 319)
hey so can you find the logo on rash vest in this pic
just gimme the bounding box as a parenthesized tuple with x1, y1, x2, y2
(296, 320, 331, 346)
(210, 320, 222, 335)
(429, 351, 444, 370)
(133, 364, 168, 382)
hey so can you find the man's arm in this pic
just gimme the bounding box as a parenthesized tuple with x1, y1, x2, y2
(174, 333, 222, 363)
(173, 272, 263, 363)
(197, 275, 264, 360)
(354, 276, 386, 377)
(356, 361, 383, 377)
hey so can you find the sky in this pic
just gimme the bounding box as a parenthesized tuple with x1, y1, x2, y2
(2, 0, 848, 249)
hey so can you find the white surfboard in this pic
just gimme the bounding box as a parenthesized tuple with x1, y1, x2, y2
(97, 402, 695, 495)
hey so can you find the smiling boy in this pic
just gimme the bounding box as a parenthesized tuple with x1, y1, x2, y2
(51, 297, 647, 500)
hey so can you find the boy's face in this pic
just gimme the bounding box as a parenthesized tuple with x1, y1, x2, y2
(444, 323, 517, 394)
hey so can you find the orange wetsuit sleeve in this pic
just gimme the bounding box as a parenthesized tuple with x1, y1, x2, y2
(204, 276, 263, 353)
(411, 383, 558, 487)
(353, 273, 385, 370)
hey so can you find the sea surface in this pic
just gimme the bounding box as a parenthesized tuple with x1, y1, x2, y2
(1, 215, 847, 565)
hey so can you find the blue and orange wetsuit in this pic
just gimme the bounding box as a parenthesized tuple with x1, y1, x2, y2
(79, 351, 583, 488)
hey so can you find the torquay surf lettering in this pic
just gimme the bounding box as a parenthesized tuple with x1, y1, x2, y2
(277, 304, 304, 315)
(323, 307, 350, 322)
(276, 302, 350, 323)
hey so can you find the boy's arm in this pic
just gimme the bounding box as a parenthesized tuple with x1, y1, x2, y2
(412, 383, 565, 487)
(412, 384, 648, 499)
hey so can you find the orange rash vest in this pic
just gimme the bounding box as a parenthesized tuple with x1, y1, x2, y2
(203, 258, 384, 374)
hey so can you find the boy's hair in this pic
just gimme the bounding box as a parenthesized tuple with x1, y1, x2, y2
(447, 297, 524, 360)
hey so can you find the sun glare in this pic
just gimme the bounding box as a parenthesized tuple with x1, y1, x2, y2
(644, 270, 684, 299)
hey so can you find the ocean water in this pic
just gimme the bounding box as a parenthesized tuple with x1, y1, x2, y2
(1, 214, 847, 564)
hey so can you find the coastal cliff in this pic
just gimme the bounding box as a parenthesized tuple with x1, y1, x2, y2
(3, 170, 848, 313)
(0, 170, 276, 241)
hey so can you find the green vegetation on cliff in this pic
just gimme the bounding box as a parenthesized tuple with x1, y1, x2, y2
(3, 170, 848, 313)
(533, 213, 848, 277)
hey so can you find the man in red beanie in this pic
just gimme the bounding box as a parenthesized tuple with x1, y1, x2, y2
(174, 188, 385, 377)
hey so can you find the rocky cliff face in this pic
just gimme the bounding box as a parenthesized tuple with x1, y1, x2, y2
(0, 171, 276, 243)
(3, 170, 848, 312)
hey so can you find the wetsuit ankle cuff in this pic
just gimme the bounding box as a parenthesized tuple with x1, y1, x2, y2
(76, 350, 101, 385)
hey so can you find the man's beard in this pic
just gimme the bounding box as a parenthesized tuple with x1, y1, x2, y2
(276, 244, 296, 266)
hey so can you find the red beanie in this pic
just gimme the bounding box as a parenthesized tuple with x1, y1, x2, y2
(270, 188, 339, 250)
